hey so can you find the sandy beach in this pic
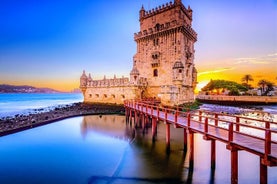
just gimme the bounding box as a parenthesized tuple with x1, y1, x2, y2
(0, 102, 125, 136)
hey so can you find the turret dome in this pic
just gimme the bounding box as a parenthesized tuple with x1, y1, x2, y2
(130, 66, 140, 75)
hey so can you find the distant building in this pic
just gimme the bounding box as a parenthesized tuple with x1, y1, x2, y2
(80, 0, 197, 106)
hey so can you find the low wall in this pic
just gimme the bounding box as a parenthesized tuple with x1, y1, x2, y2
(196, 95, 277, 105)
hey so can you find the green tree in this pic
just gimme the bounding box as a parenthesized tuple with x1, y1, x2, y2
(241, 74, 254, 89)
(258, 79, 275, 96)
(241, 74, 254, 84)
(258, 79, 267, 93)
(201, 80, 247, 95)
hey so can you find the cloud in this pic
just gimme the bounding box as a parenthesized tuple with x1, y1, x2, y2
(234, 53, 277, 65)
(197, 67, 234, 76)
(267, 53, 277, 57)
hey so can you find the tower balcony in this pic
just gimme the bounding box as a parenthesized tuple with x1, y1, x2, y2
(151, 60, 160, 67)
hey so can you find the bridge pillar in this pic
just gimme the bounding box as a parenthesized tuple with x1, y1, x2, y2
(230, 147, 238, 184)
(128, 108, 132, 125)
(211, 139, 216, 170)
(184, 129, 187, 152)
(260, 157, 268, 184)
(125, 107, 128, 122)
(142, 114, 145, 134)
(152, 118, 157, 142)
(134, 111, 138, 128)
(189, 131, 194, 168)
(166, 123, 170, 151)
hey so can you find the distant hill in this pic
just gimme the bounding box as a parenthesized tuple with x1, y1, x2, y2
(0, 84, 63, 93)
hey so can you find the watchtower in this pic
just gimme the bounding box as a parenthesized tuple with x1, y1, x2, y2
(133, 0, 198, 105)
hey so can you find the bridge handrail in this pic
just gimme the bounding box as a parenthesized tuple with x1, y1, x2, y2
(124, 99, 277, 160)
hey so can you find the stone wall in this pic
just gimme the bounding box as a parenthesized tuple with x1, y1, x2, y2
(197, 95, 277, 104)
(83, 86, 141, 104)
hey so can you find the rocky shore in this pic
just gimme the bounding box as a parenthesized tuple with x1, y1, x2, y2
(0, 102, 125, 136)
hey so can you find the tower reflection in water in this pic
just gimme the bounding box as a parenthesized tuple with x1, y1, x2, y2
(81, 115, 197, 184)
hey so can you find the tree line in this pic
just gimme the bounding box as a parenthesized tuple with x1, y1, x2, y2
(201, 74, 275, 96)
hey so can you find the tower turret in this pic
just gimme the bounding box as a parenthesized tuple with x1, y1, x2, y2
(139, 5, 145, 20)
(172, 61, 184, 86)
(130, 60, 140, 85)
(87, 73, 92, 85)
(80, 70, 88, 96)
(174, 0, 182, 5)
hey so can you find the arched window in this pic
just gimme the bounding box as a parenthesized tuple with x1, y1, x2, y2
(153, 69, 158, 77)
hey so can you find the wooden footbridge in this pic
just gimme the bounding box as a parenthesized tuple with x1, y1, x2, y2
(124, 99, 277, 184)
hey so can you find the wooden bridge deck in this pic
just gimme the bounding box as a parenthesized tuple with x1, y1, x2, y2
(125, 101, 277, 166)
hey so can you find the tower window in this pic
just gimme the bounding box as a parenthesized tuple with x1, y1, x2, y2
(179, 69, 182, 73)
(153, 69, 158, 77)
(152, 54, 158, 59)
(153, 38, 159, 46)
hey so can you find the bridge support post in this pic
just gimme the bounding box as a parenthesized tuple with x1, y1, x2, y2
(125, 107, 128, 122)
(230, 147, 238, 184)
(142, 114, 145, 134)
(129, 109, 132, 125)
(189, 131, 194, 168)
(211, 139, 216, 170)
(184, 129, 187, 152)
(134, 111, 137, 128)
(260, 158, 268, 184)
(166, 123, 170, 151)
(152, 118, 157, 142)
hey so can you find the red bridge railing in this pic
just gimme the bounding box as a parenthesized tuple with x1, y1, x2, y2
(124, 99, 277, 165)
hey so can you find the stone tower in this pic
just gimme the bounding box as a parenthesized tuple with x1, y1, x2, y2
(80, 0, 197, 106)
(133, 0, 197, 105)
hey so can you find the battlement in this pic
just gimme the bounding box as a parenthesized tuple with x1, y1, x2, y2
(140, 0, 192, 21)
(134, 24, 197, 41)
(87, 76, 129, 87)
(81, 73, 148, 88)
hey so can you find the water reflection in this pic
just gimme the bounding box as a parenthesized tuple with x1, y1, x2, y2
(1, 115, 275, 184)
(82, 115, 189, 183)
(81, 115, 277, 184)
(81, 115, 135, 141)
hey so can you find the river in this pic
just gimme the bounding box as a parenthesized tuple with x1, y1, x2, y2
(0, 115, 276, 183)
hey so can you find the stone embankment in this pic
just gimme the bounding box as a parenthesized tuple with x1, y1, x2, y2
(196, 95, 277, 105)
(0, 102, 125, 136)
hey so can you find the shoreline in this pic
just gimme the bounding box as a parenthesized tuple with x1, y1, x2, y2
(196, 95, 277, 105)
(0, 102, 125, 137)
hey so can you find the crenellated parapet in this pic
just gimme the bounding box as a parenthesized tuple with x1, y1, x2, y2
(139, 0, 192, 21)
(134, 23, 197, 42)
(136, 0, 197, 42)
(81, 72, 148, 88)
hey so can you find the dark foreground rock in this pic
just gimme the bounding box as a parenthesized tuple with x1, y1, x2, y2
(0, 102, 125, 136)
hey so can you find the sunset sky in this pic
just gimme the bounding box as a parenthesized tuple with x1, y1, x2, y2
(0, 0, 276, 92)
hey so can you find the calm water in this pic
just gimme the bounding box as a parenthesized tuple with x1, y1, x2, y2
(0, 93, 83, 117)
(0, 115, 276, 184)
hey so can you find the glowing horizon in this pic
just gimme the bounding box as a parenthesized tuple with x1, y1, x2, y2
(0, 0, 276, 92)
